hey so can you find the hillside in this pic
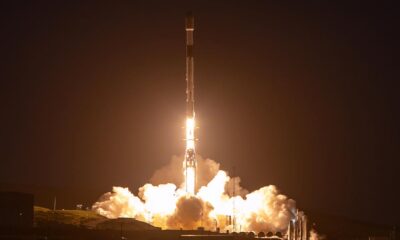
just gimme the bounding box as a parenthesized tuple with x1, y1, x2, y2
(34, 206, 159, 231)
(34, 206, 107, 229)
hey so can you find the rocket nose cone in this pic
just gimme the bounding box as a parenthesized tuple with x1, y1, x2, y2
(186, 11, 194, 30)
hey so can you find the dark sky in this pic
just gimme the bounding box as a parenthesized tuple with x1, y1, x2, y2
(1, 1, 399, 226)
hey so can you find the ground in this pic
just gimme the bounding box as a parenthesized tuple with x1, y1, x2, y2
(34, 206, 107, 229)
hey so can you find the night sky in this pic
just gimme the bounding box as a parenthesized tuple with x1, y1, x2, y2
(1, 1, 398, 226)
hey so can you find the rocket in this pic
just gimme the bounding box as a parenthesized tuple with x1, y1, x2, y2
(184, 12, 197, 195)
(185, 12, 195, 119)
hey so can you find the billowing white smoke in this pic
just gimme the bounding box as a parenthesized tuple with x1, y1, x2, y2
(93, 186, 145, 220)
(92, 156, 296, 232)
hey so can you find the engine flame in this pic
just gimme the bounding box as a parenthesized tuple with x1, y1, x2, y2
(184, 166, 196, 195)
(184, 117, 196, 195)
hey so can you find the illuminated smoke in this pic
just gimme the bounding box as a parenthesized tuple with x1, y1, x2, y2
(92, 186, 145, 220)
(167, 195, 214, 229)
(150, 155, 220, 191)
(93, 156, 297, 232)
(310, 229, 325, 240)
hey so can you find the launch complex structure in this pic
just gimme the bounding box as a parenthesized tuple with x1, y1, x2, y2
(184, 12, 197, 195)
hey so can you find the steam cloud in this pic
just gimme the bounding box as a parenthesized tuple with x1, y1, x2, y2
(92, 156, 297, 232)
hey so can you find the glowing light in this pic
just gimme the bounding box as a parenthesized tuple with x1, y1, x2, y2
(140, 183, 177, 216)
(185, 166, 196, 195)
(184, 117, 196, 195)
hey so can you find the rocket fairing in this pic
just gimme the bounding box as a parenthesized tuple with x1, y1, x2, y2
(184, 12, 197, 195)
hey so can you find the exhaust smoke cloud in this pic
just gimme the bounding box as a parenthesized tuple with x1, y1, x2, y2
(92, 156, 297, 233)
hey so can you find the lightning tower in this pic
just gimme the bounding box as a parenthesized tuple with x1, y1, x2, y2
(184, 12, 197, 195)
